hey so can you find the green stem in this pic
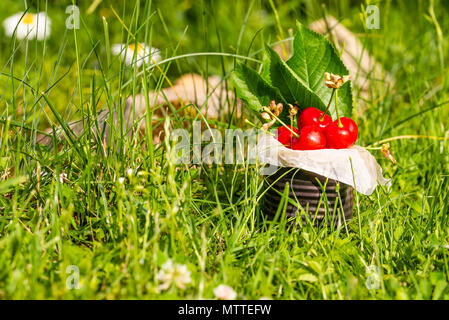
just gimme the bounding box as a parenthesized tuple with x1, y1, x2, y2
(245, 119, 275, 137)
(335, 89, 342, 127)
(290, 115, 294, 145)
(263, 108, 299, 138)
(319, 88, 336, 121)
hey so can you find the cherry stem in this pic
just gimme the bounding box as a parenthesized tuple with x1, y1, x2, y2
(245, 119, 275, 137)
(335, 90, 343, 127)
(290, 115, 294, 146)
(262, 107, 299, 138)
(319, 88, 336, 121)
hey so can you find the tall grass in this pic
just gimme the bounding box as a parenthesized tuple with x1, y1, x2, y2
(0, 0, 448, 299)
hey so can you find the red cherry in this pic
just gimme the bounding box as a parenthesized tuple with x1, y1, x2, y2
(298, 107, 332, 130)
(324, 117, 359, 149)
(292, 126, 327, 150)
(277, 125, 299, 149)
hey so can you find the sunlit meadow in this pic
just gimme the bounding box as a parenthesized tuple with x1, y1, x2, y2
(0, 0, 448, 299)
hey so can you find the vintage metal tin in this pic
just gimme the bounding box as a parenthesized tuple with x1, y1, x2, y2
(263, 167, 353, 227)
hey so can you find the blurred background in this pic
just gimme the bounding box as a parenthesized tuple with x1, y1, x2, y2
(1, 1, 448, 130)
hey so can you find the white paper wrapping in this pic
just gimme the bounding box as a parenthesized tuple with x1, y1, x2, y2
(257, 132, 390, 196)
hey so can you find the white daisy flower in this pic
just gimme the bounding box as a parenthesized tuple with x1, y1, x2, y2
(3, 12, 51, 40)
(111, 42, 160, 67)
(213, 284, 237, 300)
(157, 259, 192, 291)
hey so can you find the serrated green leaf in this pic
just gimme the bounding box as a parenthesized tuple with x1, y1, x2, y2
(232, 22, 353, 120)
(286, 22, 353, 118)
(231, 62, 286, 113)
(265, 45, 327, 111)
(261, 51, 272, 84)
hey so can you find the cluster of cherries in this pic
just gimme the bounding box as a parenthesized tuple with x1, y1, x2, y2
(277, 107, 359, 150)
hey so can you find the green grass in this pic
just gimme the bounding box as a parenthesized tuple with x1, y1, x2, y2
(0, 0, 449, 299)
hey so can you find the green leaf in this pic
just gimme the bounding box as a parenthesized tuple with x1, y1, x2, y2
(261, 51, 272, 84)
(265, 45, 327, 111)
(231, 62, 286, 113)
(232, 22, 353, 121)
(286, 22, 353, 118)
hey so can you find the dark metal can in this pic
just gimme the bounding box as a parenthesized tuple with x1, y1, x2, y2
(263, 167, 353, 227)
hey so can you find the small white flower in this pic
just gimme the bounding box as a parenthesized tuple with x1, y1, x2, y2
(118, 177, 125, 184)
(59, 173, 67, 183)
(126, 168, 133, 176)
(3, 12, 51, 40)
(111, 42, 161, 67)
(157, 259, 192, 291)
(213, 284, 237, 300)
